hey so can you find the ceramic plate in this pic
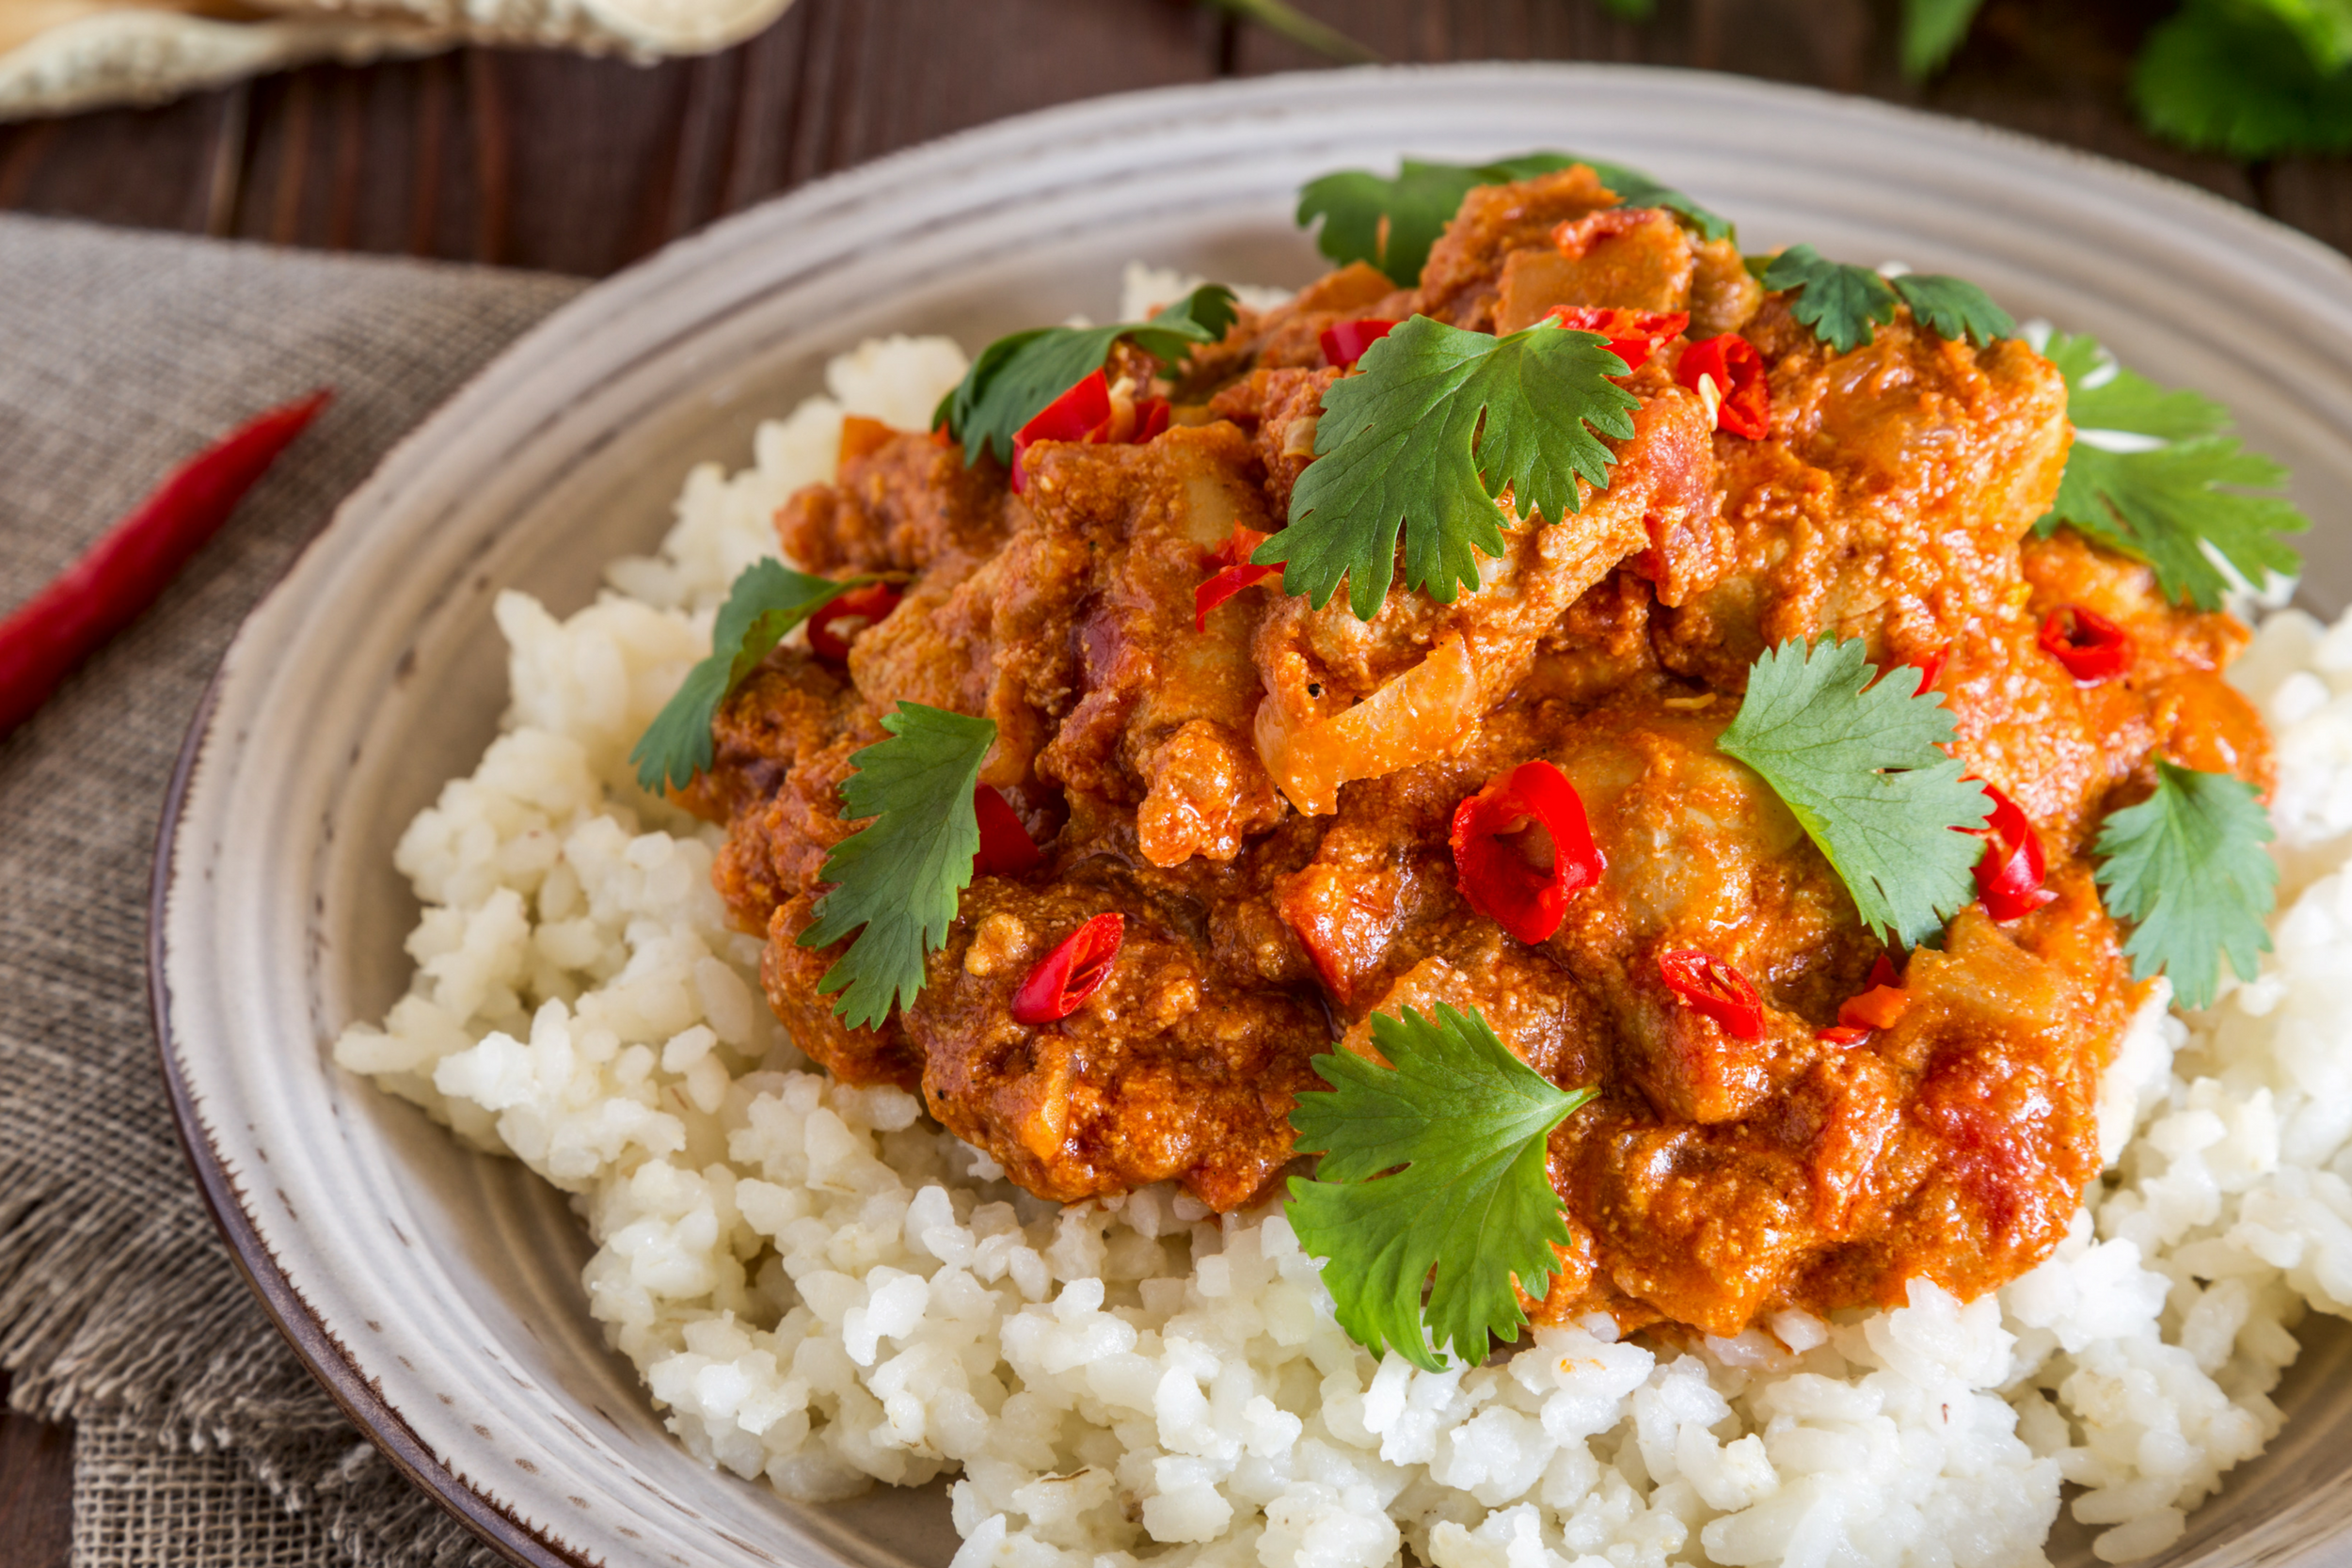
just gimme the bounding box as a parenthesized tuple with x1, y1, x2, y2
(151, 62, 2352, 1568)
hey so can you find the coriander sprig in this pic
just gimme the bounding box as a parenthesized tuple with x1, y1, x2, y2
(1716, 636, 1994, 948)
(1758, 245, 2014, 353)
(1287, 1004, 1596, 1371)
(2094, 761, 2278, 1009)
(1252, 312, 1640, 620)
(630, 561, 874, 794)
(799, 703, 998, 1029)
(933, 283, 1238, 468)
(2036, 331, 2307, 610)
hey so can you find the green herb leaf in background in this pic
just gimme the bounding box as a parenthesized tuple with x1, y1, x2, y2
(799, 703, 997, 1029)
(2136, 0, 2352, 157)
(2036, 330, 2308, 610)
(1901, 0, 1987, 79)
(2094, 760, 2278, 1009)
(1254, 313, 1640, 620)
(933, 283, 1239, 467)
(629, 561, 874, 794)
(1716, 636, 1994, 948)
(1287, 1004, 1597, 1371)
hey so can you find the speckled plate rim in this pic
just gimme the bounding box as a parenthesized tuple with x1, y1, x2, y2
(149, 61, 2352, 1568)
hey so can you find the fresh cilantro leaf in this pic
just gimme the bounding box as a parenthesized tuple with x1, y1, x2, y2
(2136, 0, 2352, 158)
(1716, 637, 1994, 947)
(1295, 151, 1731, 285)
(1759, 246, 2013, 353)
(2037, 331, 2308, 610)
(1901, 0, 1986, 78)
(798, 703, 996, 1029)
(1287, 1004, 1597, 1371)
(1888, 274, 2015, 346)
(934, 283, 1238, 467)
(2094, 761, 2277, 1010)
(1759, 245, 1899, 353)
(629, 561, 872, 794)
(1254, 314, 1640, 620)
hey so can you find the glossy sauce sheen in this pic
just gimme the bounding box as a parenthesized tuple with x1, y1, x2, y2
(686, 166, 2275, 1338)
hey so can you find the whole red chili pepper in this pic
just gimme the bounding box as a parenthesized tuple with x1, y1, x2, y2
(2039, 605, 2132, 684)
(972, 784, 1041, 877)
(807, 581, 904, 662)
(1009, 370, 1114, 494)
(1972, 782, 2057, 921)
(1319, 318, 1400, 370)
(1546, 306, 1691, 372)
(1450, 760, 1607, 945)
(1011, 912, 1125, 1024)
(1658, 949, 1765, 1041)
(1674, 334, 1769, 439)
(0, 388, 330, 743)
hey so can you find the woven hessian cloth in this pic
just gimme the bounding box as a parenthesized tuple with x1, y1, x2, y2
(0, 213, 583, 1566)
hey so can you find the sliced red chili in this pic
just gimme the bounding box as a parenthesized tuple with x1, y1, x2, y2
(1135, 397, 1173, 442)
(807, 581, 903, 662)
(1195, 562, 1279, 632)
(1817, 1024, 1871, 1046)
(1009, 370, 1114, 494)
(1011, 912, 1125, 1024)
(1450, 760, 1606, 945)
(1674, 333, 1769, 439)
(2039, 605, 2132, 684)
(1972, 782, 2057, 922)
(1546, 306, 1691, 372)
(1319, 317, 1400, 370)
(1659, 949, 1765, 1041)
(1908, 647, 1949, 697)
(972, 784, 1041, 877)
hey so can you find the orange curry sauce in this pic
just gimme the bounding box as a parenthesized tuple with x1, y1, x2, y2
(678, 166, 2274, 1339)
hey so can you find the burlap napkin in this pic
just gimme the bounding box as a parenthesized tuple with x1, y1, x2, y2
(0, 213, 583, 1567)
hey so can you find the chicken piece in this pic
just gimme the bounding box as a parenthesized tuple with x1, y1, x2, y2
(1250, 380, 1715, 812)
(1649, 299, 2071, 689)
(1207, 366, 1340, 516)
(1177, 261, 1409, 393)
(905, 870, 1327, 1212)
(1414, 166, 1620, 330)
(1492, 207, 1697, 332)
(1688, 236, 1764, 339)
(1014, 423, 1287, 865)
(776, 426, 1012, 576)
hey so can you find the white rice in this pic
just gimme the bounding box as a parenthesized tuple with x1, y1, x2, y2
(334, 309, 2352, 1568)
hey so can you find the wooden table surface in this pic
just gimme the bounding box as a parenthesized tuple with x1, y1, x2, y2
(4, 0, 2346, 1560)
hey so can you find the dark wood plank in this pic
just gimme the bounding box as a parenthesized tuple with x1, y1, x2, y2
(0, 1376, 72, 1568)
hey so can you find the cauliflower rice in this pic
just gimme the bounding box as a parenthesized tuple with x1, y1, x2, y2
(335, 271, 2352, 1568)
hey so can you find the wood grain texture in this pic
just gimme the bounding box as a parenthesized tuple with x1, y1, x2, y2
(0, 1376, 72, 1568)
(0, 0, 2344, 1556)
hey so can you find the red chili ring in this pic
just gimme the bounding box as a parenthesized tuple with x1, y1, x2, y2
(1658, 949, 1765, 1041)
(1546, 306, 1691, 372)
(1674, 333, 1769, 439)
(1319, 318, 1400, 370)
(972, 784, 1041, 877)
(1011, 912, 1125, 1025)
(1450, 760, 1606, 946)
(2039, 604, 2132, 684)
(1972, 782, 2057, 922)
(807, 581, 904, 663)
